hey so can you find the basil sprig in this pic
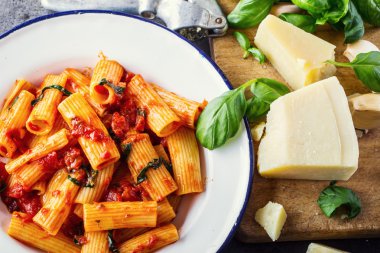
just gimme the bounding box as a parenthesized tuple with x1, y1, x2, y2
(121, 143, 132, 159)
(32, 85, 72, 106)
(317, 181, 361, 219)
(233, 31, 265, 63)
(327, 51, 380, 92)
(67, 166, 98, 188)
(227, 0, 277, 28)
(137, 157, 173, 184)
(107, 231, 119, 253)
(331, 1, 364, 44)
(99, 78, 125, 95)
(196, 78, 289, 150)
(279, 13, 317, 33)
(352, 0, 380, 27)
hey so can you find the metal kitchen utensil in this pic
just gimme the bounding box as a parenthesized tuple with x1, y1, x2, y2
(40, 0, 228, 38)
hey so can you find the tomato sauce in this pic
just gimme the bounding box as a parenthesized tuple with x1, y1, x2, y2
(71, 117, 111, 142)
(103, 181, 144, 202)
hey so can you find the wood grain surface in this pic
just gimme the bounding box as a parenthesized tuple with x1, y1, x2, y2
(214, 0, 380, 243)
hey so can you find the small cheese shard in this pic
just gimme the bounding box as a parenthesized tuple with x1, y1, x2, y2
(258, 77, 359, 180)
(255, 201, 287, 241)
(251, 121, 266, 142)
(306, 243, 348, 253)
(254, 15, 336, 90)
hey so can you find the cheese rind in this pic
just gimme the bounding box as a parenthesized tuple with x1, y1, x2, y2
(306, 243, 348, 253)
(254, 15, 336, 90)
(255, 201, 287, 241)
(258, 77, 359, 180)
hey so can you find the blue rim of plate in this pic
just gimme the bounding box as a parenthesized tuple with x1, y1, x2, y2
(0, 10, 254, 252)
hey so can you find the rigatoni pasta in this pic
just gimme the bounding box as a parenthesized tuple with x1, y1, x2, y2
(167, 127, 204, 195)
(26, 73, 67, 135)
(0, 56, 206, 253)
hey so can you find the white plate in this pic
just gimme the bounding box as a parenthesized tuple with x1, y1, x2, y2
(0, 11, 253, 253)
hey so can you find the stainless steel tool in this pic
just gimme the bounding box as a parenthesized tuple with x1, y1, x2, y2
(40, 0, 227, 38)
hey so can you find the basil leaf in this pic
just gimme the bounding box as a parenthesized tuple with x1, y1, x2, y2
(279, 13, 316, 33)
(352, 0, 380, 27)
(247, 47, 266, 64)
(196, 83, 250, 150)
(137, 158, 163, 184)
(107, 231, 119, 253)
(121, 143, 132, 159)
(161, 158, 173, 176)
(99, 78, 125, 95)
(246, 78, 290, 122)
(246, 97, 270, 122)
(327, 51, 380, 92)
(334, 1, 364, 43)
(317, 181, 361, 219)
(227, 0, 277, 28)
(32, 85, 72, 106)
(291, 0, 349, 25)
(83, 166, 98, 188)
(233, 31, 250, 51)
(67, 175, 82, 186)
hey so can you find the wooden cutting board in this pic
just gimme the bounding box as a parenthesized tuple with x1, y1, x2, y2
(213, 0, 380, 243)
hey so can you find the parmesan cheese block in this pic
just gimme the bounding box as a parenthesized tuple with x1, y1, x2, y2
(258, 77, 359, 180)
(254, 15, 336, 90)
(255, 201, 287, 241)
(306, 243, 348, 253)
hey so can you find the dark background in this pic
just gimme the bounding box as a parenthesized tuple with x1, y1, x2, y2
(0, 1, 379, 252)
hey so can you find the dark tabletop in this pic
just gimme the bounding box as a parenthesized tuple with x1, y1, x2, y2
(1, 1, 379, 252)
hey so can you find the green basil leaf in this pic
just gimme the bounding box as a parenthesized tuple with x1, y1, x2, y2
(317, 181, 361, 219)
(246, 97, 270, 122)
(279, 13, 316, 33)
(107, 231, 119, 253)
(233, 31, 251, 51)
(251, 78, 290, 103)
(67, 175, 82, 186)
(137, 158, 163, 184)
(352, 0, 380, 27)
(337, 1, 365, 43)
(247, 47, 266, 64)
(32, 85, 72, 106)
(227, 0, 277, 28)
(99, 78, 125, 95)
(327, 51, 380, 92)
(196, 83, 250, 150)
(291, 0, 349, 25)
(121, 143, 132, 159)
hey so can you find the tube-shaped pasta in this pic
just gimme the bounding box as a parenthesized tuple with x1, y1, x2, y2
(15, 160, 46, 190)
(128, 75, 181, 137)
(58, 93, 120, 170)
(5, 129, 69, 174)
(64, 68, 106, 116)
(115, 198, 176, 243)
(0, 90, 35, 158)
(153, 144, 170, 161)
(167, 127, 204, 195)
(26, 73, 67, 135)
(81, 231, 110, 253)
(0, 79, 35, 118)
(89, 59, 124, 105)
(8, 212, 80, 253)
(83, 201, 157, 232)
(75, 164, 115, 204)
(151, 83, 204, 129)
(126, 133, 177, 201)
(42, 169, 67, 205)
(28, 115, 67, 148)
(73, 203, 84, 219)
(33, 170, 83, 235)
(118, 224, 179, 253)
(30, 180, 46, 195)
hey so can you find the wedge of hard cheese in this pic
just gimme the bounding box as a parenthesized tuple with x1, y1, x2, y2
(255, 15, 336, 90)
(258, 77, 359, 180)
(306, 243, 348, 253)
(255, 201, 287, 241)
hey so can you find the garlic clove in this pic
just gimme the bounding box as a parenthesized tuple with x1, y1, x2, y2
(270, 3, 303, 17)
(344, 40, 379, 62)
(348, 93, 380, 129)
